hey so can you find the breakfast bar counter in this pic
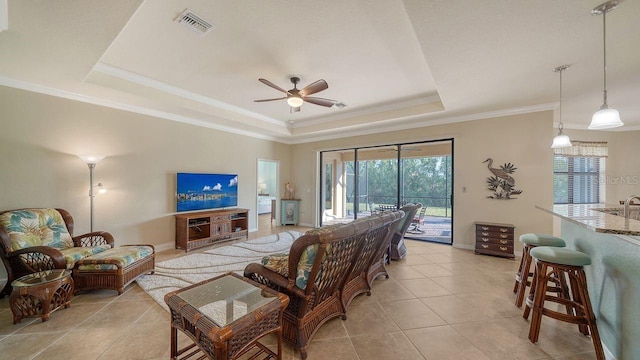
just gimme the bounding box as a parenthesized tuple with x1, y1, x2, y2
(537, 203, 640, 359)
(537, 203, 640, 237)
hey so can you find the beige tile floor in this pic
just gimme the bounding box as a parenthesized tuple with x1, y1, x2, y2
(0, 216, 601, 359)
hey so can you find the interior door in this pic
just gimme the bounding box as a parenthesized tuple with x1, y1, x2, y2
(257, 159, 278, 229)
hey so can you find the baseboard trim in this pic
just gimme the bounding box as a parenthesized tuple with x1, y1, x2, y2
(453, 243, 474, 251)
(154, 241, 176, 253)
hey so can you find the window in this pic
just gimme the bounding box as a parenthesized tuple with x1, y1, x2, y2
(553, 141, 607, 204)
(553, 156, 602, 204)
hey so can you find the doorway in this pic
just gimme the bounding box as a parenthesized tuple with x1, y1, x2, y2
(257, 159, 278, 230)
(319, 139, 453, 245)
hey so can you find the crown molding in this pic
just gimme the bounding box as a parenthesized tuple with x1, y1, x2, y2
(289, 93, 442, 129)
(0, 76, 286, 142)
(1, 75, 564, 145)
(91, 62, 284, 127)
(287, 103, 557, 144)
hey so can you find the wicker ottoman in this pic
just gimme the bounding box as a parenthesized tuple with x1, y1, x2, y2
(73, 245, 155, 295)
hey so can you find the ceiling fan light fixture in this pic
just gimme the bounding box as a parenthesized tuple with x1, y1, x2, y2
(588, 0, 623, 130)
(287, 96, 304, 108)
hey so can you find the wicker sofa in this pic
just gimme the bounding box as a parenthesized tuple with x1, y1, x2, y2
(0, 208, 155, 296)
(244, 210, 403, 359)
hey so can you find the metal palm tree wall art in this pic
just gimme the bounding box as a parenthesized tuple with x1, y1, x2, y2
(483, 158, 523, 199)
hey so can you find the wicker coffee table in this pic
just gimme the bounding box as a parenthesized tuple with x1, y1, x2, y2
(165, 272, 289, 360)
(9, 269, 74, 324)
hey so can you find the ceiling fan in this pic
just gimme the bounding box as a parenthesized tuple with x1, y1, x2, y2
(254, 77, 341, 112)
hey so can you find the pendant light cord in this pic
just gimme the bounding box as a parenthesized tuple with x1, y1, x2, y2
(559, 68, 564, 131)
(553, 65, 569, 131)
(602, 10, 608, 106)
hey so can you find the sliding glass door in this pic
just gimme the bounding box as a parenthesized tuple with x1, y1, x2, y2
(319, 139, 453, 244)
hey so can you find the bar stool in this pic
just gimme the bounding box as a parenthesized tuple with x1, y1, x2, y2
(525, 246, 604, 360)
(513, 233, 565, 307)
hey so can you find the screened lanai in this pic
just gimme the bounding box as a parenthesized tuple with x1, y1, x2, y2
(320, 139, 453, 244)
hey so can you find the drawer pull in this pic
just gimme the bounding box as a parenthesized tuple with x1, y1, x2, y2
(482, 237, 490, 242)
(500, 228, 508, 232)
(500, 240, 508, 244)
(482, 232, 489, 236)
(500, 234, 508, 238)
(500, 246, 508, 251)
(481, 244, 489, 249)
(481, 226, 490, 230)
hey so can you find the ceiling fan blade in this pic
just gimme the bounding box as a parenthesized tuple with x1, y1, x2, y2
(299, 79, 328, 97)
(303, 96, 336, 107)
(258, 78, 292, 95)
(254, 97, 287, 102)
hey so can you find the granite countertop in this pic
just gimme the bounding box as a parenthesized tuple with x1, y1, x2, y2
(536, 203, 640, 236)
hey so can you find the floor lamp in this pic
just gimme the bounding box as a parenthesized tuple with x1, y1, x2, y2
(78, 155, 105, 232)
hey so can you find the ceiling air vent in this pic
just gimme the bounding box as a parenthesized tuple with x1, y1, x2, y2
(175, 9, 213, 36)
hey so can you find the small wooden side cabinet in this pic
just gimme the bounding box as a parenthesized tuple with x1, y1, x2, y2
(175, 208, 249, 252)
(281, 199, 300, 225)
(474, 221, 515, 259)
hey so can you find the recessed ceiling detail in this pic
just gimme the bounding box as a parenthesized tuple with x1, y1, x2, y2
(175, 9, 213, 36)
(2, 1, 640, 145)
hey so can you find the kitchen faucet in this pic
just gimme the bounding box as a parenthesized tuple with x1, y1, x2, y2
(623, 195, 640, 219)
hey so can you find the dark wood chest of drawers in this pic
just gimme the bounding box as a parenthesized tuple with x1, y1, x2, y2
(474, 221, 515, 259)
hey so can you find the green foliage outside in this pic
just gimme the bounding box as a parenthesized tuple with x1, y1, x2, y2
(344, 155, 452, 218)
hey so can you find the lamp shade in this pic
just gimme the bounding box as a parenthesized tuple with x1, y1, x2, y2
(287, 96, 304, 108)
(588, 107, 623, 129)
(78, 154, 105, 165)
(551, 132, 572, 148)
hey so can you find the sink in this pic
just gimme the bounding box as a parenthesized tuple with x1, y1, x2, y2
(592, 207, 640, 221)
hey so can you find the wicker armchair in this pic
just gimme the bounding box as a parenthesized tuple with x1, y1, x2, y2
(389, 203, 422, 260)
(244, 212, 402, 359)
(0, 208, 155, 296)
(0, 208, 114, 296)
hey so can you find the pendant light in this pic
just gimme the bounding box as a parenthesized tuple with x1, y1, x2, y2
(588, 0, 623, 130)
(551, 65, 572, 148)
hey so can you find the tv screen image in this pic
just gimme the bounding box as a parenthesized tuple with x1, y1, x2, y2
(176, 173, 238, 212)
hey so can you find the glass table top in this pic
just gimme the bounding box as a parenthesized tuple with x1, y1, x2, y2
(177, 274, 278, 327)
(12, 269, 72, 287)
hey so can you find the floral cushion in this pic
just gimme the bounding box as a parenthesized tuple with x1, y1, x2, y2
(305, 223, 344, 235)
(60, 245, 112, 269)
(261, 253, 289, 277)
(296, 244, 326, 289)
(260, 224, 346, 289)
(260, 243, 334, 289)
(0, 209, 74, 251)
(75, 245, 154, 271)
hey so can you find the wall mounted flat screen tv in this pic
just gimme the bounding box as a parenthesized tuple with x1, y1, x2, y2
(176, 173, 238, 212)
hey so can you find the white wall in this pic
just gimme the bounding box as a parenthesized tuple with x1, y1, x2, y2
(0, 86, 291, 251)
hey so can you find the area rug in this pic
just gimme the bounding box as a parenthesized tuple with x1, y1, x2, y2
(136, 230, 301, 309)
